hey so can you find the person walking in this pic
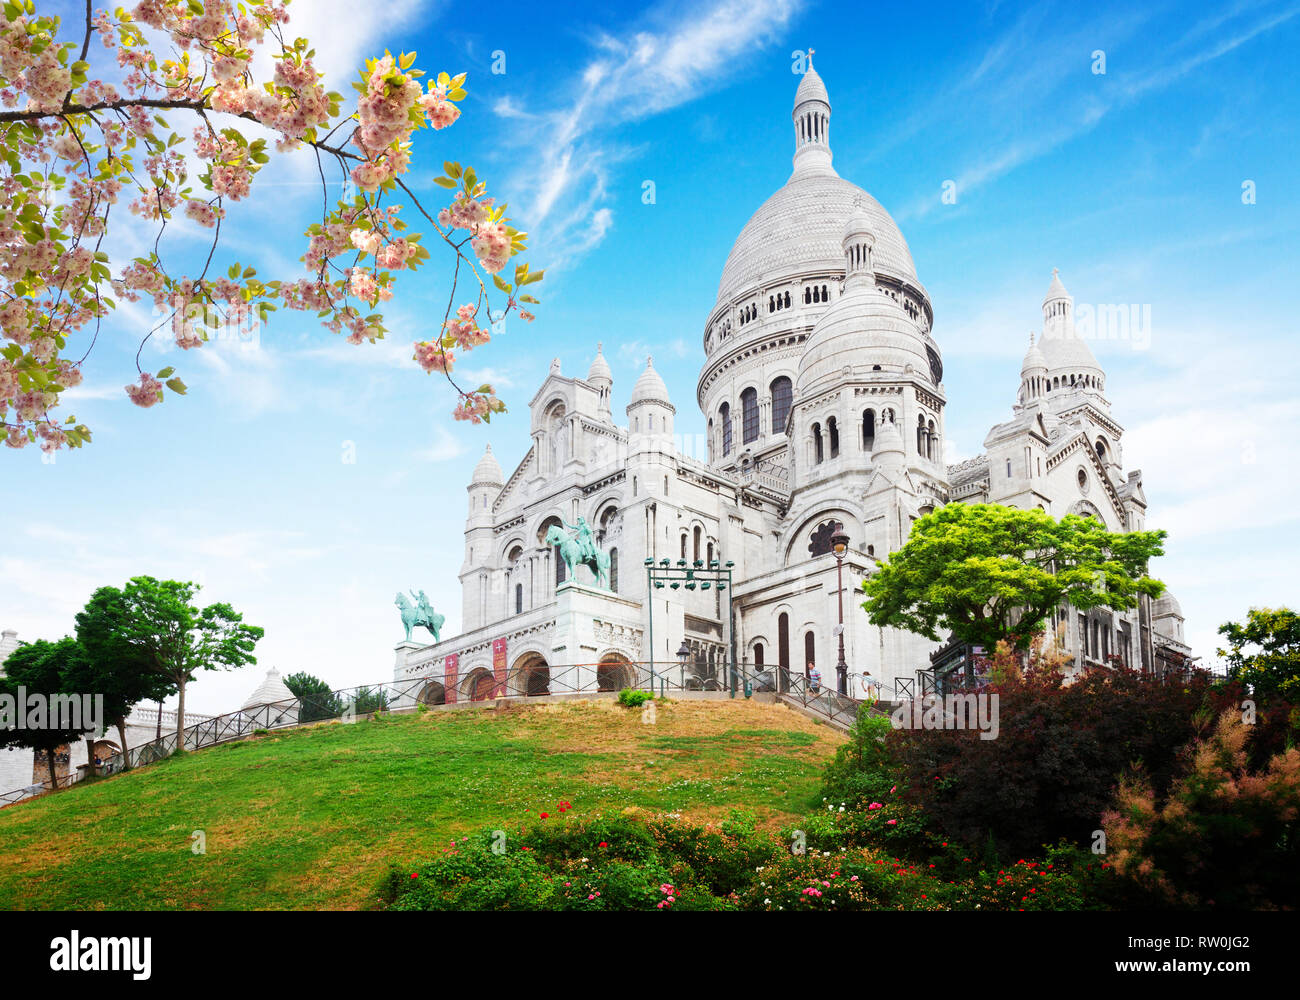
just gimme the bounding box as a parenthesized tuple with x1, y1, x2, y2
(808, 661, 821, 694)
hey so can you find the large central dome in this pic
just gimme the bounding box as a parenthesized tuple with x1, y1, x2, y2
(715, 174, 920, 308)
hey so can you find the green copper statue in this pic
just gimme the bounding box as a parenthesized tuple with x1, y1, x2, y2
(395, 589, 445, 643)
(546, 522, 611, 588)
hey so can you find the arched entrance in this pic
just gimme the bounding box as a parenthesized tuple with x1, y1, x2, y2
(510, 651, 551, 696)
(417, 681, 446, 706)
(596, 653, 635, 692)
(462, 667, 497, 702)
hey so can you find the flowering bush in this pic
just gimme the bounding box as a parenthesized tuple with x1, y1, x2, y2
(381, 804, 1102, 911)
(1, 0, 540, 452)
(1102, 708, 1300, 909)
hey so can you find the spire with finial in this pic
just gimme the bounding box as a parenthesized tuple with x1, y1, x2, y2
(792, 49, 833, 177)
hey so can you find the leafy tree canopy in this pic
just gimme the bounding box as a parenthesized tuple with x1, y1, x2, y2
(862, 503, 1167, 651)
(1218, 607, 1300, 700)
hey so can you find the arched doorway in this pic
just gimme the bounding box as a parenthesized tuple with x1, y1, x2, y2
(510, 651, 551, 696)
(596, 653, 635, 692)
(417, 681, 446, 706)
(462, 668, 497, 702)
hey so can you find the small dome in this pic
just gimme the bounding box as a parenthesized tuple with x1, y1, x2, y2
(1153, 592, 1184, 620)
(1044, 267, 1069, 304)
(470, 443, 503, 486)
(794, 64, 829, 108)
(1021, 333, 1048, 374)
(241, 668, 296, 711)
(844, 201, 874, 241)
(796, 287, 930, 394)
(628, 356, 671, 407)
(587, 342, 612, 384)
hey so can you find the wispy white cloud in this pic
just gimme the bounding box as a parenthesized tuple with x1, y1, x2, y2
(896, 4, 1299, 221)
(493, 0, 803, 272)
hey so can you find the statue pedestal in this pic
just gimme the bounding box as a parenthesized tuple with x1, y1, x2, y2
(552, 581, 644, 691)
(393, 640, 426, 680)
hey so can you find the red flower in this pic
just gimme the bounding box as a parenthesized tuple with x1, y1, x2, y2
(598, 841, 608, 848)
(410, 873, 418, 879)
(540, 812, 549, 819)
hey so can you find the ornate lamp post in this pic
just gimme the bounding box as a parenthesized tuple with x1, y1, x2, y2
(831, 522, 850, 696)
(676, 640, 691, 688)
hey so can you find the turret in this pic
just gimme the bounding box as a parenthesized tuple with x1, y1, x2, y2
(791, 53, 833, 178)
(466, 443, 503, 526)
(626, 356, 675, 452)
(1018, 332, 1048, 407)
(842, 201, 875, 292)
(587, 342, 613, 422)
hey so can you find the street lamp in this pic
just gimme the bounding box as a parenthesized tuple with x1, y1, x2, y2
(831, 522, 850, 696)
(676, 640, 691, 690)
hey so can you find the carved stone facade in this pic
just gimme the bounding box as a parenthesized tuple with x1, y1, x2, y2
(395, 64, 1189, 700)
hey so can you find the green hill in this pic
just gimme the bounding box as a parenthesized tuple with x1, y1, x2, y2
(0, 698, 843, 910)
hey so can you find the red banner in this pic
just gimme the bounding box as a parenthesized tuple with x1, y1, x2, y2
(443, 653, 458, 705)
(492, 637, 507, 697)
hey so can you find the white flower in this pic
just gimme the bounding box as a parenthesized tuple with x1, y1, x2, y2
(764, 898, 771, 905)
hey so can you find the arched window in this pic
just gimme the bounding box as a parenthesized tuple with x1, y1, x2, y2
(720, 402, 732, 456)
(707, 541, 714, 565)
(917, 415, 927, 456)
(609, 547, 619, 593)
(821, 284, 828, 301)
(804, 287, 811, 304)
(681, 532, 687, 560)
(741, 387, 759, 444)
(828, 416, 839, 458)
(754, 642, 764, 668)
(693, 526, 702, 564)
(769, 295, 775, 313)
(812, 422, 824, 464)
(783, 291, 791, 309)
(804, 631, 816, 677)
(927, 420, 936, 460)
(778, 613, 790, 676)
(515, 583, 523, 614)
(862, 409, 875, 450)
(770, 377, 792, 435)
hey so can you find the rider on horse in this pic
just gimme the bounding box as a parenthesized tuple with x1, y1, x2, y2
(563, 516, 598, 564)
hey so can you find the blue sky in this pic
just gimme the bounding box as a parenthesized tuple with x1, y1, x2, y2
(4, 0, 1298, 713)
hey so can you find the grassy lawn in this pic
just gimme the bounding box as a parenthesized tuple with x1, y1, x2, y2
(0, 697, 843, 910)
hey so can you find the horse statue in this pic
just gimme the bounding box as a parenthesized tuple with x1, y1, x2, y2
(545, 524, 611, 589)
(395, 590, 445, 643)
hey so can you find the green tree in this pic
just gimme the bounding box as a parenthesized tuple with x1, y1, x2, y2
(0, 638, 96, 786)
(1218, 607, 1300, 700)
(283, 672, 343, 723)
(71, 586, 175, 767)
(862, 503, 1167, 651)
(115, 577, 264, 746)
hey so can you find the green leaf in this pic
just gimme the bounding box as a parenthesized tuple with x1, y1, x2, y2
(165, 377, 187, 395)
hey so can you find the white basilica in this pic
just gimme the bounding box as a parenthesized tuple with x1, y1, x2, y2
(393, 63, 1191, 704)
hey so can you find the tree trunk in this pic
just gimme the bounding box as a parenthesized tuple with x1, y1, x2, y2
(116, 717, 129, 771)
(175, 678, 186, 751)
(46, 746, 58, 787)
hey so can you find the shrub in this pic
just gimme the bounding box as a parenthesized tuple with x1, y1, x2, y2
(617, 688, 653, 708)
(888, 664, 1253, 859)
(1103, 708, 1300, 909)
(820, 703, 905, 807)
